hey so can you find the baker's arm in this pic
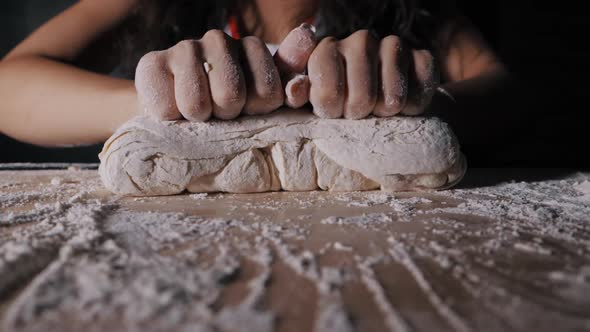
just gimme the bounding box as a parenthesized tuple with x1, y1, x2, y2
(430, 17, 522, 146)
(0, 0, 138, 147)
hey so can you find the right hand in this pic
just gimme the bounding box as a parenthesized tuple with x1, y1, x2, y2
(134, 24, 317, 121)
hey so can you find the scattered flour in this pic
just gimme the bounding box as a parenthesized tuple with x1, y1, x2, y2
(1, 168, 590, 331)
(574, 180, 590, 201)
(189, 193, 209, 200)
(320, 213, 394, 227)
(333, 242, 353, 251)
(0, 163, 98, 170)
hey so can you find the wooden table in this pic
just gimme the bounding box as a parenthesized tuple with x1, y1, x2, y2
(1, 165, 589, 332)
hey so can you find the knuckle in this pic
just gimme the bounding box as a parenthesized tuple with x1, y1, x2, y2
(317, 36, 338, 50)
(201, 29, 228, 44)
(349, 29, 376, 44)
(175, 39, 194, 49)
(343, 30, 378, 57)
(382, 34, 401, 43)
(321, 36, 338, 43)
(136, 51, 166, 72)
(173, 40, 198, 56)
(310, 39, 339, 63)
(381, 35, 402, 51)
(353, 29, 371, 39)
(135, 52, 169, 91)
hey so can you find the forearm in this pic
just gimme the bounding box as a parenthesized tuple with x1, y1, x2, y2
(0, 56, 137, 147)
(5, 0, 138, 63)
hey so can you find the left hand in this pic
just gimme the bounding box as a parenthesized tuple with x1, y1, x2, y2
(303, 30, 439, 119)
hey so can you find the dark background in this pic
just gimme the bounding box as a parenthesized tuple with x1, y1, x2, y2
(1, 0, 588, 166)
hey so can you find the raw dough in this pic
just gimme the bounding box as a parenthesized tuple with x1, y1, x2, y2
(99, 108, 466, 195)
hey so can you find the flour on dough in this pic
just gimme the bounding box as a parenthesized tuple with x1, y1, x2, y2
(99, 108, 466, 195)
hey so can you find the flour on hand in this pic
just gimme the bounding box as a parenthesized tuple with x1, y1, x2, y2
(99, 108, 466, 195)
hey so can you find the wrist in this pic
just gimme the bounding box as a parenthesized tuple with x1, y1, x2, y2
(109, 80, 138, 133)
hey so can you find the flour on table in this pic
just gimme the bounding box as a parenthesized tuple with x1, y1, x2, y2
(99, 108, 466, 195)
(320, 213, 395, 227)
(2, 169, 590, 331)
(574, 180, 590, 200)
(189, 193, 209, 200)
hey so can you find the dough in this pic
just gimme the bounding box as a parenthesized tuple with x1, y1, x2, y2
(99, 108, 466, 195)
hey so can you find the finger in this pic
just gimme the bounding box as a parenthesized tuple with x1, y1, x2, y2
(402, 49, 439, 115)
(240, 36, 284, 115)
(200, 30, 246, 120)
(168, 40, 212, 121)
(339, 30, 378, 119)
(284, 73, 311, 108)
(135, 51, 180, 120)
(308, 37, 346, 118)
(275, 23, 317, 108)
(374, 35, 409, 117)
(274, 23, 317, 76)
(284, 74, 310, 108)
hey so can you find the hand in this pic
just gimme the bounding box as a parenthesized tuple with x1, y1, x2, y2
(306, 30, 439, 119)
(134, 24, 317, 121)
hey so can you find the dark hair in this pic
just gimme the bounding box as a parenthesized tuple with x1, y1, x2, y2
(120, 0, 455, 76)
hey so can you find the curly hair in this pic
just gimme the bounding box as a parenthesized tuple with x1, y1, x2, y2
(119, 0, 455, 76)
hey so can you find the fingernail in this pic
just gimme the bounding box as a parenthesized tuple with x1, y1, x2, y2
(288, 75, 308, 94)
(299, 22, 317, 34)
(286, 74, 310, 108)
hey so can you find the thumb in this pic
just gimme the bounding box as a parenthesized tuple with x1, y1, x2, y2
(274, 23, 317, 75)
(274, 23, 317, 108)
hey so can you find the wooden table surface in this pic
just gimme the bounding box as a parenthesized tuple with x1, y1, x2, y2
(1, 165, 589, 332)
